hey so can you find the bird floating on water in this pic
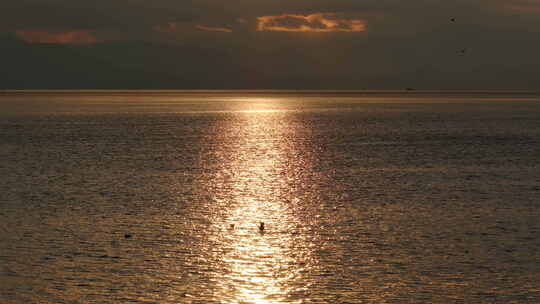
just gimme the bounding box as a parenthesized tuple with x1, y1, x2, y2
(259, 222, 265, 232)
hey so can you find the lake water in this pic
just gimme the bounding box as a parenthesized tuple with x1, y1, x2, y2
(1, 91, 540, 303)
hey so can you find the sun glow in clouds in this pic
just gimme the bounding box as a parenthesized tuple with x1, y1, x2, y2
(196, 25, 233, 33)
(154, 23, 233, 34)
(153, 22, 180, 33)
(257, 13, 366, 32)
(15, 30, 98, 44)
(503, 0, 540, 13)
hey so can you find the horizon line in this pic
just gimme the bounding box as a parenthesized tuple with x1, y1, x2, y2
(2, 89, 540, 95)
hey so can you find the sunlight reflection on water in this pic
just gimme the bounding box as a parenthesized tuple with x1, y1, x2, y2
(2, 93, 540, 303)
(208, 111, 311, 303)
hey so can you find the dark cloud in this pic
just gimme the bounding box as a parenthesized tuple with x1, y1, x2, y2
(0, 0, 196, 31)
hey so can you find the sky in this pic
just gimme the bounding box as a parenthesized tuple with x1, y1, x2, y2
(1, 0, 540, 89)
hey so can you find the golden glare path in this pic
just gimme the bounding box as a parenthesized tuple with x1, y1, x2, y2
(206, 98, 315, 303)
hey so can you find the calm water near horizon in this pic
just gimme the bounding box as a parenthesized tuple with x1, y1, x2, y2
(1, 91, 540, 303)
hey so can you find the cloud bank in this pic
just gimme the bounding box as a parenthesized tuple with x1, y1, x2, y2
(3, 0, 540, 89)
(196, 25, 233, 33)
(15, 30, 98, 44)
(257, 13, 366, 32)
(503, 0, 540, 13)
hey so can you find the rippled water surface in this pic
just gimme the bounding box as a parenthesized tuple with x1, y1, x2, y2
(1, 92, 540, 303)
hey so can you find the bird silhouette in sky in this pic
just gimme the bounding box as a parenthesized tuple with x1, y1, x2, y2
(449, 18, 468, 56)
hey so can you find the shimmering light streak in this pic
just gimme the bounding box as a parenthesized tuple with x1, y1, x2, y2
(206, 107, 315, 303)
